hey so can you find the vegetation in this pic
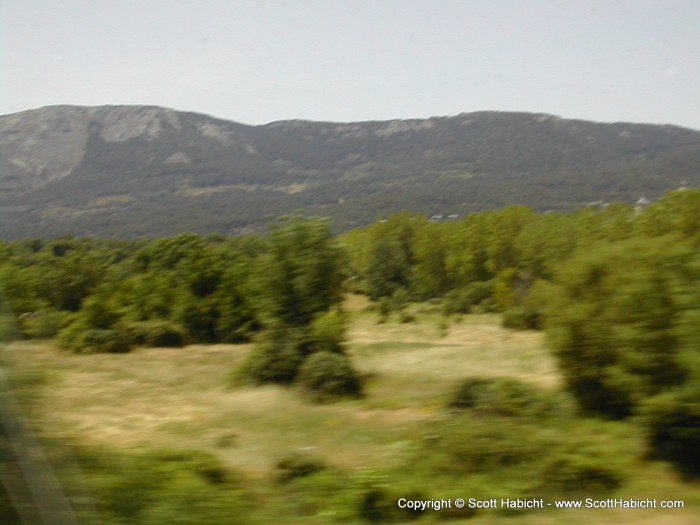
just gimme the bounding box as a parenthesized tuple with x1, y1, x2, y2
(236, 215, 361, 394)
(639, 383, 700, 478)
(296, 351, 362, 402)
(540, 237, 700, 418)
(4, 106, 700, 239)
(4, 308, 696, 524)
(2, 189, 700, 522)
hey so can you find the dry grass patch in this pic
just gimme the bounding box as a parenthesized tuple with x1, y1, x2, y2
(2, 310, 567, 478)
(6, 305, 700, 524)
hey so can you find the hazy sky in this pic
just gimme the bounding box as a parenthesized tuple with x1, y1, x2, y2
(3, 0, 699, 129)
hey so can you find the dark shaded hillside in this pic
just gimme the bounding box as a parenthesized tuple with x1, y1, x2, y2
(1, 105, 699, 238)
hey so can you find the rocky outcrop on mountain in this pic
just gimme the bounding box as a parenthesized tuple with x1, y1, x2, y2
(1, 105, 699, 238)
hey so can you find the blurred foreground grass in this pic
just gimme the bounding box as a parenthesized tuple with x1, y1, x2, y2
(3, 296, 699, 524)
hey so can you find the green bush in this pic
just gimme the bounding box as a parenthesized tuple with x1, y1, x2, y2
(377, 296, 391, 323)
(418, 419, 545, 475)
(146, 449, 231, 485)
(541, 237, 700, 418)
(539, 449, 623, 494)
(356, 487, 417, 523)
(275, 453, 328, 484)
(139, 475, 248, 525)
(443, 281, 494, 315)
(58, 323, 133, 353)
(407, 416, 628, 504)
(296, 352, 362, 402)
(639, 385, 700, 477)
(236, 331, 304, 385)
(399, 311, 416, 324)
(275, 465, 356, 521)
(80, 329, 133, 354)
(501, 307, 540, 330)
(448, 377, 569, 419)
(390, 288, 410, 311)
(76, 446, 250, 525)
(538, 430, 628, 495)
(175, 299, 218, 343)
(80, 294, 121, 330)
(128, 320, 186, 348)
(0, 484, 20, 525)
(20, 309, 75, 339)
(309, 309, 346, 354)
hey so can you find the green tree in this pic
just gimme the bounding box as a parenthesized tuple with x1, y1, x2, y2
(35, 249, 108, 311)
(515, 212, 578, 280)
(640, 383, 700, 477)
(362, 213, 424, 300)
(444, 213, 492, 287)
(482, 206, 536, 275)
(364, 236, 411, 300)
(541, 237, 700, 418)
(635, 188, 700, 240)
(239, 216, 360, 394)
(413, 222, 452, 298)
(255, 215, 344, 328)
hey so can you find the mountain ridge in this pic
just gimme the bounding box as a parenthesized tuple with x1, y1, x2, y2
(6, 103, 700, 129)
(2, 105, 699, 239)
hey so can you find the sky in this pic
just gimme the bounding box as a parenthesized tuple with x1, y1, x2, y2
(2, 0, 700, 129)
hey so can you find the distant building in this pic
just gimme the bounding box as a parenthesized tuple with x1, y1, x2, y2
(635, 196, 651, 213)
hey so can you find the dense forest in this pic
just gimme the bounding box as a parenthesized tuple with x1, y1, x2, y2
(2, 188, 700, 523)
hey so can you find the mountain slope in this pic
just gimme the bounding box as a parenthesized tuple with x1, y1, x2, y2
(2, 105, 699, 238)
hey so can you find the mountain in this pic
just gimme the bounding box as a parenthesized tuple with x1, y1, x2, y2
(2, 105, 699, 239)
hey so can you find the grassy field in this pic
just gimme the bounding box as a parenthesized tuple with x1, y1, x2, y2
(5, 296, 699, 524)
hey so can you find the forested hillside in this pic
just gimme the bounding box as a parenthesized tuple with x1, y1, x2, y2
(2, 105, 700, 238)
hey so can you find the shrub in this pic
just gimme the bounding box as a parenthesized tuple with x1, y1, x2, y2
(443, 281, 494, 315)
(390, 288, 410, 311)
(0, 483, 20, 525)
(20, 309, 75, 339)
(408, 416, 628, 503)
(128, 320, 186, 348)
(356, 487, 417, 523)
(309, 309, 346, 354)
(76, 446, 250, 525)
(437, 318, 449, 338)
(58, 323, 133, 353)
(540, 449, 623, 494)
(346, 468, 425, 523)
(296, 352, 362, 402)
(541, 237, 700, 418)
(146, 449, 231, 485)
(377, 296, 391, 323)
(139, 476, 247, 525)
(236, 331, 304, 385)
(276, 465, 358, 521)
(414, 418, 546, 476)
(538, 431, 627, 495)
(639, 385, 700, 477)
(275, 453, 328, 484)
(80, 294, 121, 330)
(501, 307, 540, 330)
(80, 329, 133, 354)
(448, 377, 568, 419)
(175, 299, 218, 343)
(398, 311, 416, 324)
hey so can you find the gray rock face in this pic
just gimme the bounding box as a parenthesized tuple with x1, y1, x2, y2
(90, 106, 182, 143)
(0, 106, 91, 192)
(0, 105, 190, 194)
